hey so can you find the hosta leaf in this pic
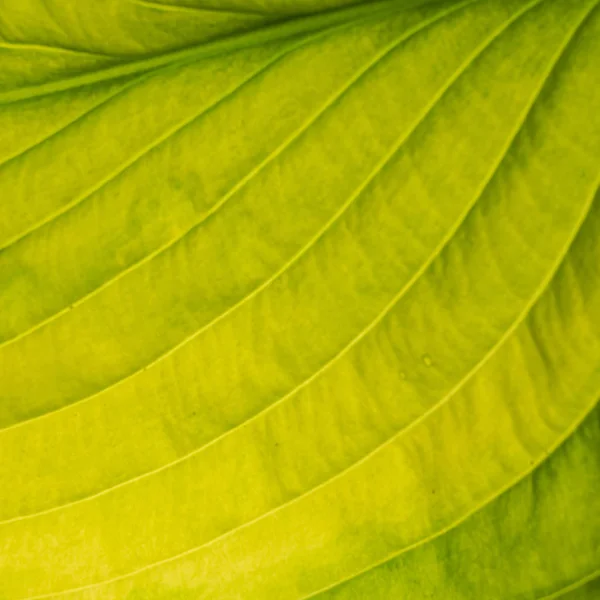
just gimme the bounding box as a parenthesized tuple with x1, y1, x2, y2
(0, 0, 599, 598)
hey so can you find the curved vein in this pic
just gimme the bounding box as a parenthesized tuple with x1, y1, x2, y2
(13, 2, 594, 590)
(0, 0, 470, 332)
(0, 0, 408, 104)
(0, 40, 118, 59)
(0, 0, 473, 418)
(0, 75, 161, 179)
(302, 393, 600, 600)
(8, 1, 598, 597)
(0, 44, 302, 256)
(131, 0, 268, 17)
(17, 3, 597, 595)
(0, 0, 546, 521)
(22, 182, 599, 597)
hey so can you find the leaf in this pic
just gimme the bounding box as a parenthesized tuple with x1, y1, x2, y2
(0, 0, 599, 598)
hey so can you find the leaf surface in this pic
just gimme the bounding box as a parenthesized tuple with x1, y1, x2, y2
(0, 0, 599, 598)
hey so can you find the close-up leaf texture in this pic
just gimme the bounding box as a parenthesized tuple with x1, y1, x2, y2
(0, 0, 599, 597)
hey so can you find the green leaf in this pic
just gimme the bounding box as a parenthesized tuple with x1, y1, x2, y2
(0, 0, 599, 598)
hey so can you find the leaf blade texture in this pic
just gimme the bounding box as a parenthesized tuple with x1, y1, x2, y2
(0, 0, 599, 598)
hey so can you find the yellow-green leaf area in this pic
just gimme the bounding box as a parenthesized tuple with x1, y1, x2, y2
(0, 0, 598, 598)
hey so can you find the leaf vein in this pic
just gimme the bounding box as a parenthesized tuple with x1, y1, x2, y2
(0, 46, 296, 255)
(0, 77, 160, 192)
(21, 182, 599, 596)
(131, 0, 268, 17)
(302, 393, 600, 600)
(2, 0, 544, 522)
(0, 0, 472, 413)
(15, 1, 597, 596)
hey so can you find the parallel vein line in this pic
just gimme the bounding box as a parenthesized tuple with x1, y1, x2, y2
(304, 13, 600, 596)
(0, 1, 407, 104)
(0, 42, 301, 256)
(16, 1, 598, 595)
(0, 0, 473, 424)
(23, 172, 599, 597)
(0, 0, 531, 520)
(0, 74, 159, 179)
(13, 1, 594, 594)
(0, 0, 539, 519)
(4, 0, 403, 249)
(10, 1, 600, 598)
(302, 392, 600, 600)
(0, 0, 469, 340)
